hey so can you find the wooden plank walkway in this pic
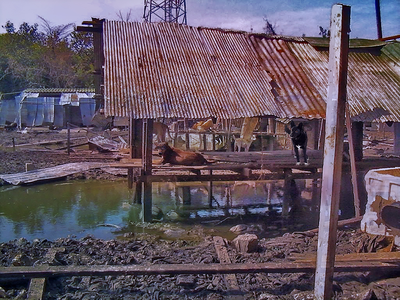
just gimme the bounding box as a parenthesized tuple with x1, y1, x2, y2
(1, 150, 399, 185)
(0, 162, 111, 185)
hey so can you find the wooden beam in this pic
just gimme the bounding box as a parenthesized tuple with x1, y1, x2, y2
(142, 119, 153, 222)
(345, 103, 361, 217)
(213, 237, 241, 296)
(27, 248, 64, 300)
(76, 26, 102, 32)
(314, 4, 351, 300)
(394, 123, 400, 154)
(1, 259, 399, 279)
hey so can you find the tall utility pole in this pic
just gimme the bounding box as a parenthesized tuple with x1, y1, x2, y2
(375, 0, 383, 39)
(143, 0, 187, 24)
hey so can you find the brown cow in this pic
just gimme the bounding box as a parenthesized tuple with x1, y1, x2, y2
(155, 142, 211, 166)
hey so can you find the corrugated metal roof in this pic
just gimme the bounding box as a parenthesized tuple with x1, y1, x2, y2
(23, 88, 95, 94)
(249, 36, 326, 119)
(102, 21, 400, 122)
(289, 41, 400, 122)
(103, 21, 283, 119)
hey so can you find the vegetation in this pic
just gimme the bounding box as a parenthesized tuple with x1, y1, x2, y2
(0, 18, 94, 99)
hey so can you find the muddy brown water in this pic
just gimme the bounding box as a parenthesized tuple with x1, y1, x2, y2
(0, 179, 323, 243)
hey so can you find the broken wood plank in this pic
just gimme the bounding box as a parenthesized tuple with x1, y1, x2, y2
(27, 248, 65, 300)
(306, 216, 363, 234)
(7, 137, 87, 148)
(88, 136, 120, 152)
(0, 162, 111, 185)
(1, 259, 399, 279)
(213, 236, 242, 297)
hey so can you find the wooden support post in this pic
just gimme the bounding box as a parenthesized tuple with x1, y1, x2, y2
(208, 170, 213, 208)
(67, 122, 71, 155)
(311, 177, 320, 212)
(312, 119, 320, 150)
(345, 104, 361, 217)
(142, 119, 153, 222)
(184, 119, 190, 150)
(395, 123, 400, 154)
(182, 186, 191, 205)
(129, 117, 134, 159)
(134, 181, 142, 204)
(351, 121, 363, 161)
(127, 168, 134, 189)
(314, 4, 350, 300)
(282, 169, 292, 217)
(318, 120, 326, 150)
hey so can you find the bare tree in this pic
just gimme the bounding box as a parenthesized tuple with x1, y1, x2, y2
(263, 17, 277, 36)
(116, 10, 133, 22)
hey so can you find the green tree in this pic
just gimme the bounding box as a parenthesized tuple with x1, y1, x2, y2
(0, 18, 94, 96)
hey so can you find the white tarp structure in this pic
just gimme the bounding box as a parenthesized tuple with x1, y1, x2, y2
(0, 90, 96, 128)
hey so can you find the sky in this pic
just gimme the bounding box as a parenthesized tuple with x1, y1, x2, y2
(0, 0, 398, 39)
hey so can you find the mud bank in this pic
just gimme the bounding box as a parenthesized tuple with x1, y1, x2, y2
(1, 228, 399, 299)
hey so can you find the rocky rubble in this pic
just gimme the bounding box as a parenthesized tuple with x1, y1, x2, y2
(1, 228, 399, 299)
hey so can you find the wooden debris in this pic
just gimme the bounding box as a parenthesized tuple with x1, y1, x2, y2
(6, 137, 86, 148)
(27, 247, 64, 300)
(88, 136, 120, 152)
(213, 236, 241, 296)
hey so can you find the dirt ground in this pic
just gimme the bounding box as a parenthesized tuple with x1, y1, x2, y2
(0, 128, 124, 180)
(0, 126, 399, 299)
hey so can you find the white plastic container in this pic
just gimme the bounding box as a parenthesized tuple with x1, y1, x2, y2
(361, 167, 400, 246)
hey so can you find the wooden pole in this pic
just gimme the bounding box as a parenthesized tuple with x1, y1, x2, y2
(375, 0, 383, 40)
(67, 122, 71, 155)
(142, 119, 153, 222)
(314, 4, 350, 300)
(345, 103, 361, 217)
(394, 123, 400, 154)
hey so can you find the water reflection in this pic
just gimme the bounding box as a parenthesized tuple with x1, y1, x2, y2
(0, 179, 318, 242)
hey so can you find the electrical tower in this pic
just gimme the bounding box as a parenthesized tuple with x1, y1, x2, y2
(143, 0, 187, 25)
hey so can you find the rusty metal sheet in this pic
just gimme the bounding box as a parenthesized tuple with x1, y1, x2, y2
(289, 42, 400, 122)
(103, 21, 282, 120)
(102, 21, 400, 122)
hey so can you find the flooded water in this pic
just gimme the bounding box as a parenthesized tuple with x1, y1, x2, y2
(0, 179, 320, 243)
